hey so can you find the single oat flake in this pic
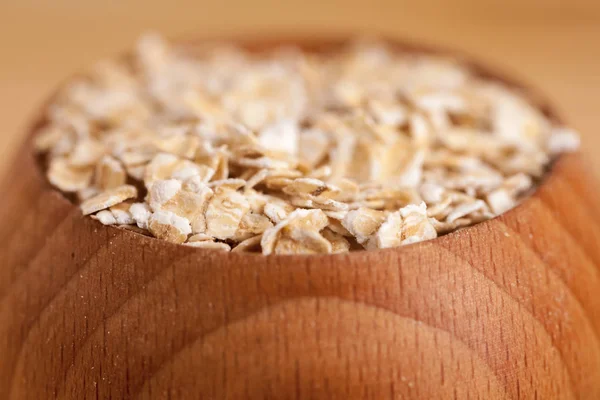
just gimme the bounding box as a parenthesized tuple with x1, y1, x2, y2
(36, 33, 579, 254)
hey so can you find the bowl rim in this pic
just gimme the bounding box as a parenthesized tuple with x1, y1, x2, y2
(25, 33, 575, 260)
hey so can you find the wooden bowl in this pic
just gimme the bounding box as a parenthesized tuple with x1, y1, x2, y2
(1, 37, 600, 400)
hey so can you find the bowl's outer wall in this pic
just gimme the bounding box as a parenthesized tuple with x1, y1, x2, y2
(1, 39, 600, 399)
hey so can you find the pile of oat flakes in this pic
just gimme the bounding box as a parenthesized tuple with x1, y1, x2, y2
(35, 34, 579, 254)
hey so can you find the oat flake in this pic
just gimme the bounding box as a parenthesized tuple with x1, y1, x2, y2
(37, 33, 579, 254)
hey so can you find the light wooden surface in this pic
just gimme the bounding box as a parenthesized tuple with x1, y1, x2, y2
(0, 0, 599, 177)
(1, 34, 600, 400)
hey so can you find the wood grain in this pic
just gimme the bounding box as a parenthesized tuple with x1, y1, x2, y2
(1, 39, 600, 400)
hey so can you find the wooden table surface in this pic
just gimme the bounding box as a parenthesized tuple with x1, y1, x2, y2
(1, 0, 599, 176)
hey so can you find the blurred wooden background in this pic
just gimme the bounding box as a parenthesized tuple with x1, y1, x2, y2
(1, 0, 599, 175)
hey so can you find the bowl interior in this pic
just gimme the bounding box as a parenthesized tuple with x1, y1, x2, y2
(28, 35, 569, 258)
